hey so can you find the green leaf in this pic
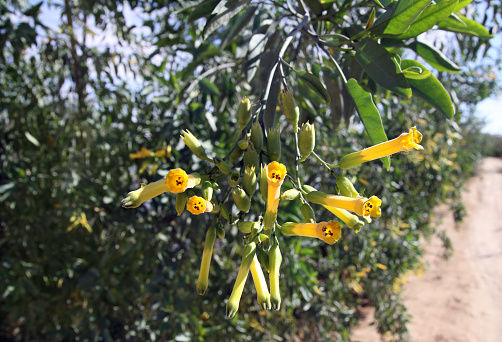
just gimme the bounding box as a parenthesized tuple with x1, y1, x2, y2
(221, 6, 258, 48)
(202, 0, 251, 40)
(355, 38, 411, 97)
(372, 0, 432, 36)
(346, 78, 390, 170)
(296, 71, 330, 104)
(455, 0, 473, 11)
(199, 78, 221, 96)
(437, 14, 492, 39)
(397, 0, 458, 39)
(409, 41, 460, 72)
(401, 59, 455, 118)
(402, 65, 431, 79)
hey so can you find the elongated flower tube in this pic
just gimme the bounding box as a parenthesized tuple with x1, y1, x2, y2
(337, 127, 423, 169)
(269, 243, 282, 310)
(324, 206, 364, 233)
(197, 225, 217, 295)
(186, 196, 214, 215)
(305, 191, 382, 219)
(263, 162, 287, 232)
(281, 221, 342, 245)
(250, 255, 271, 310)
(226, 242, 256, 318)
(121, 168, 197, 208)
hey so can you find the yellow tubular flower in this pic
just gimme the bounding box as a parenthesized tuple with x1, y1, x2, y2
(281, 221, 342, 245)
(338, 127, 423, 169)
(186, 196, 214, 215)
(263, 162, 287, 231)
(306, 191, 382, 219)
(269, 243, 282, 310)
(250, 255, 271, 310)
(197, 226, 217, 295)
(165, 168, 189, 193)
(324, 205, 364, 233)
(227, 243, 256, 318)
(121, 179, 168, 208)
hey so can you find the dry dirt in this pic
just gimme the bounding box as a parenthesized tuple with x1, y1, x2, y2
(351, 157, 502, 342)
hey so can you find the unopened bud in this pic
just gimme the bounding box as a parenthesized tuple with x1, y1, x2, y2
(215, 158, 232, 175)
(197, 225, 217, 295)
(230, 147, 243, 164)
(269, 243, 282, 310)
(336, 176, 359, 198)
(259, 164, 268, 202)
(238, 221, 260, 234)
(267, 128, 281, 161)
(237, 97, 252, 131)
(181, 130, 210, 161)
(298, 122, 315, 162)
(279, 88, 299, 132)
(242, 166, 257, 196)
(175, 192, 187, 216)
(238, 139, 249, 150)
(300, 202, 316, 223)
(250, 121, 264, 151)
(232, 186, 251, 213)
(229, 171, 240, 187)
(281, 189, 300, 201)
(202, 181, 213, 201)
(244, 147, 260, 171)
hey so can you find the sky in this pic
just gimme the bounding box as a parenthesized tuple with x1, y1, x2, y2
(26, 1, 502, 136)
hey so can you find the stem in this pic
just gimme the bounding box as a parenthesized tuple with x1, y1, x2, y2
(317, 44, 348, 84)
(311, 151, 338, 175)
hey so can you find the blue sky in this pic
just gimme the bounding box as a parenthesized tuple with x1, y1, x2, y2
(32, 1, 502, 136)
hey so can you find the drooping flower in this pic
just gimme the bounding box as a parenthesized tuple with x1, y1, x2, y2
(269, 243, 282, 310)
(197, 225, 217, 295)
(263, 162, 287, 231)
(249, 255, 271, 310)
(281, 221, 342, 245)
(186, 196, 214, 215)
(337, 127, 423, 169)
(305, 191, 381, 219)
(324, 205, 364, 233)
(226, 243, 256, 318)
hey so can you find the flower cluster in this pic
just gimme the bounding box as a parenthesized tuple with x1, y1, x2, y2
(122, 93, 424, 318)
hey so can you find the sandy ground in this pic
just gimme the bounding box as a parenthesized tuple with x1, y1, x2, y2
(352, 157, 502, 342)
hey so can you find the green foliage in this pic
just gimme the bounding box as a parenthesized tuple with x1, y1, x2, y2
(0, 0, 498, 341)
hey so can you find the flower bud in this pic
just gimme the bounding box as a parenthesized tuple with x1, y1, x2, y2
(215, 158, 232, 175)
(243, 147, 260, 171)
(250, 255, 271, 310)
(220, 204, 231, 222)
(238, 139, 249, 150)
(197, 225, 217, 295)
(229, 171, 240, 188)
(298, 122, 315, 162)
(229, 147, 243, 164)
(242, 166, 257, 196)
(279, 88, 299, 132)
(232, 186, 251, 213)
(266, 128, 281, 161)
(269, 243, 282, 310)
(259, 164, 268, 202)
(237, 97, 252, 131)
(250, 121, 264, 152)
(201, 181, 213, 201)
(217, 225, 226, 239)
(175, 192, 187, 216)
(181, 130, 210, 161)
(237, 221, 261, 234)
(300, 202, 316, 223)
(336, 176, 359, 198)
(226, 242, 256, 318)
(281, 189, 300, 201)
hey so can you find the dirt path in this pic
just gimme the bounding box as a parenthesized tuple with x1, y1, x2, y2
(352, 157, 502, 342)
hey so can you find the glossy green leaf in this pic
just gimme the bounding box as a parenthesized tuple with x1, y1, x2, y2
(402, 65, 431, 79)
(346, 78, 390, 169)
(409, 41, 461, 72)
(296, 70, 330, 104)
(355, 38, 411, 97)
(401, 59, 455, 118)
(203, 0, 251, 39)
(455, 0, 473, 11)
(372, 0, 432, 36)
(437, 14, 492, 39)
(397, 0, 458, 39)
(199, 78, 221, 96)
